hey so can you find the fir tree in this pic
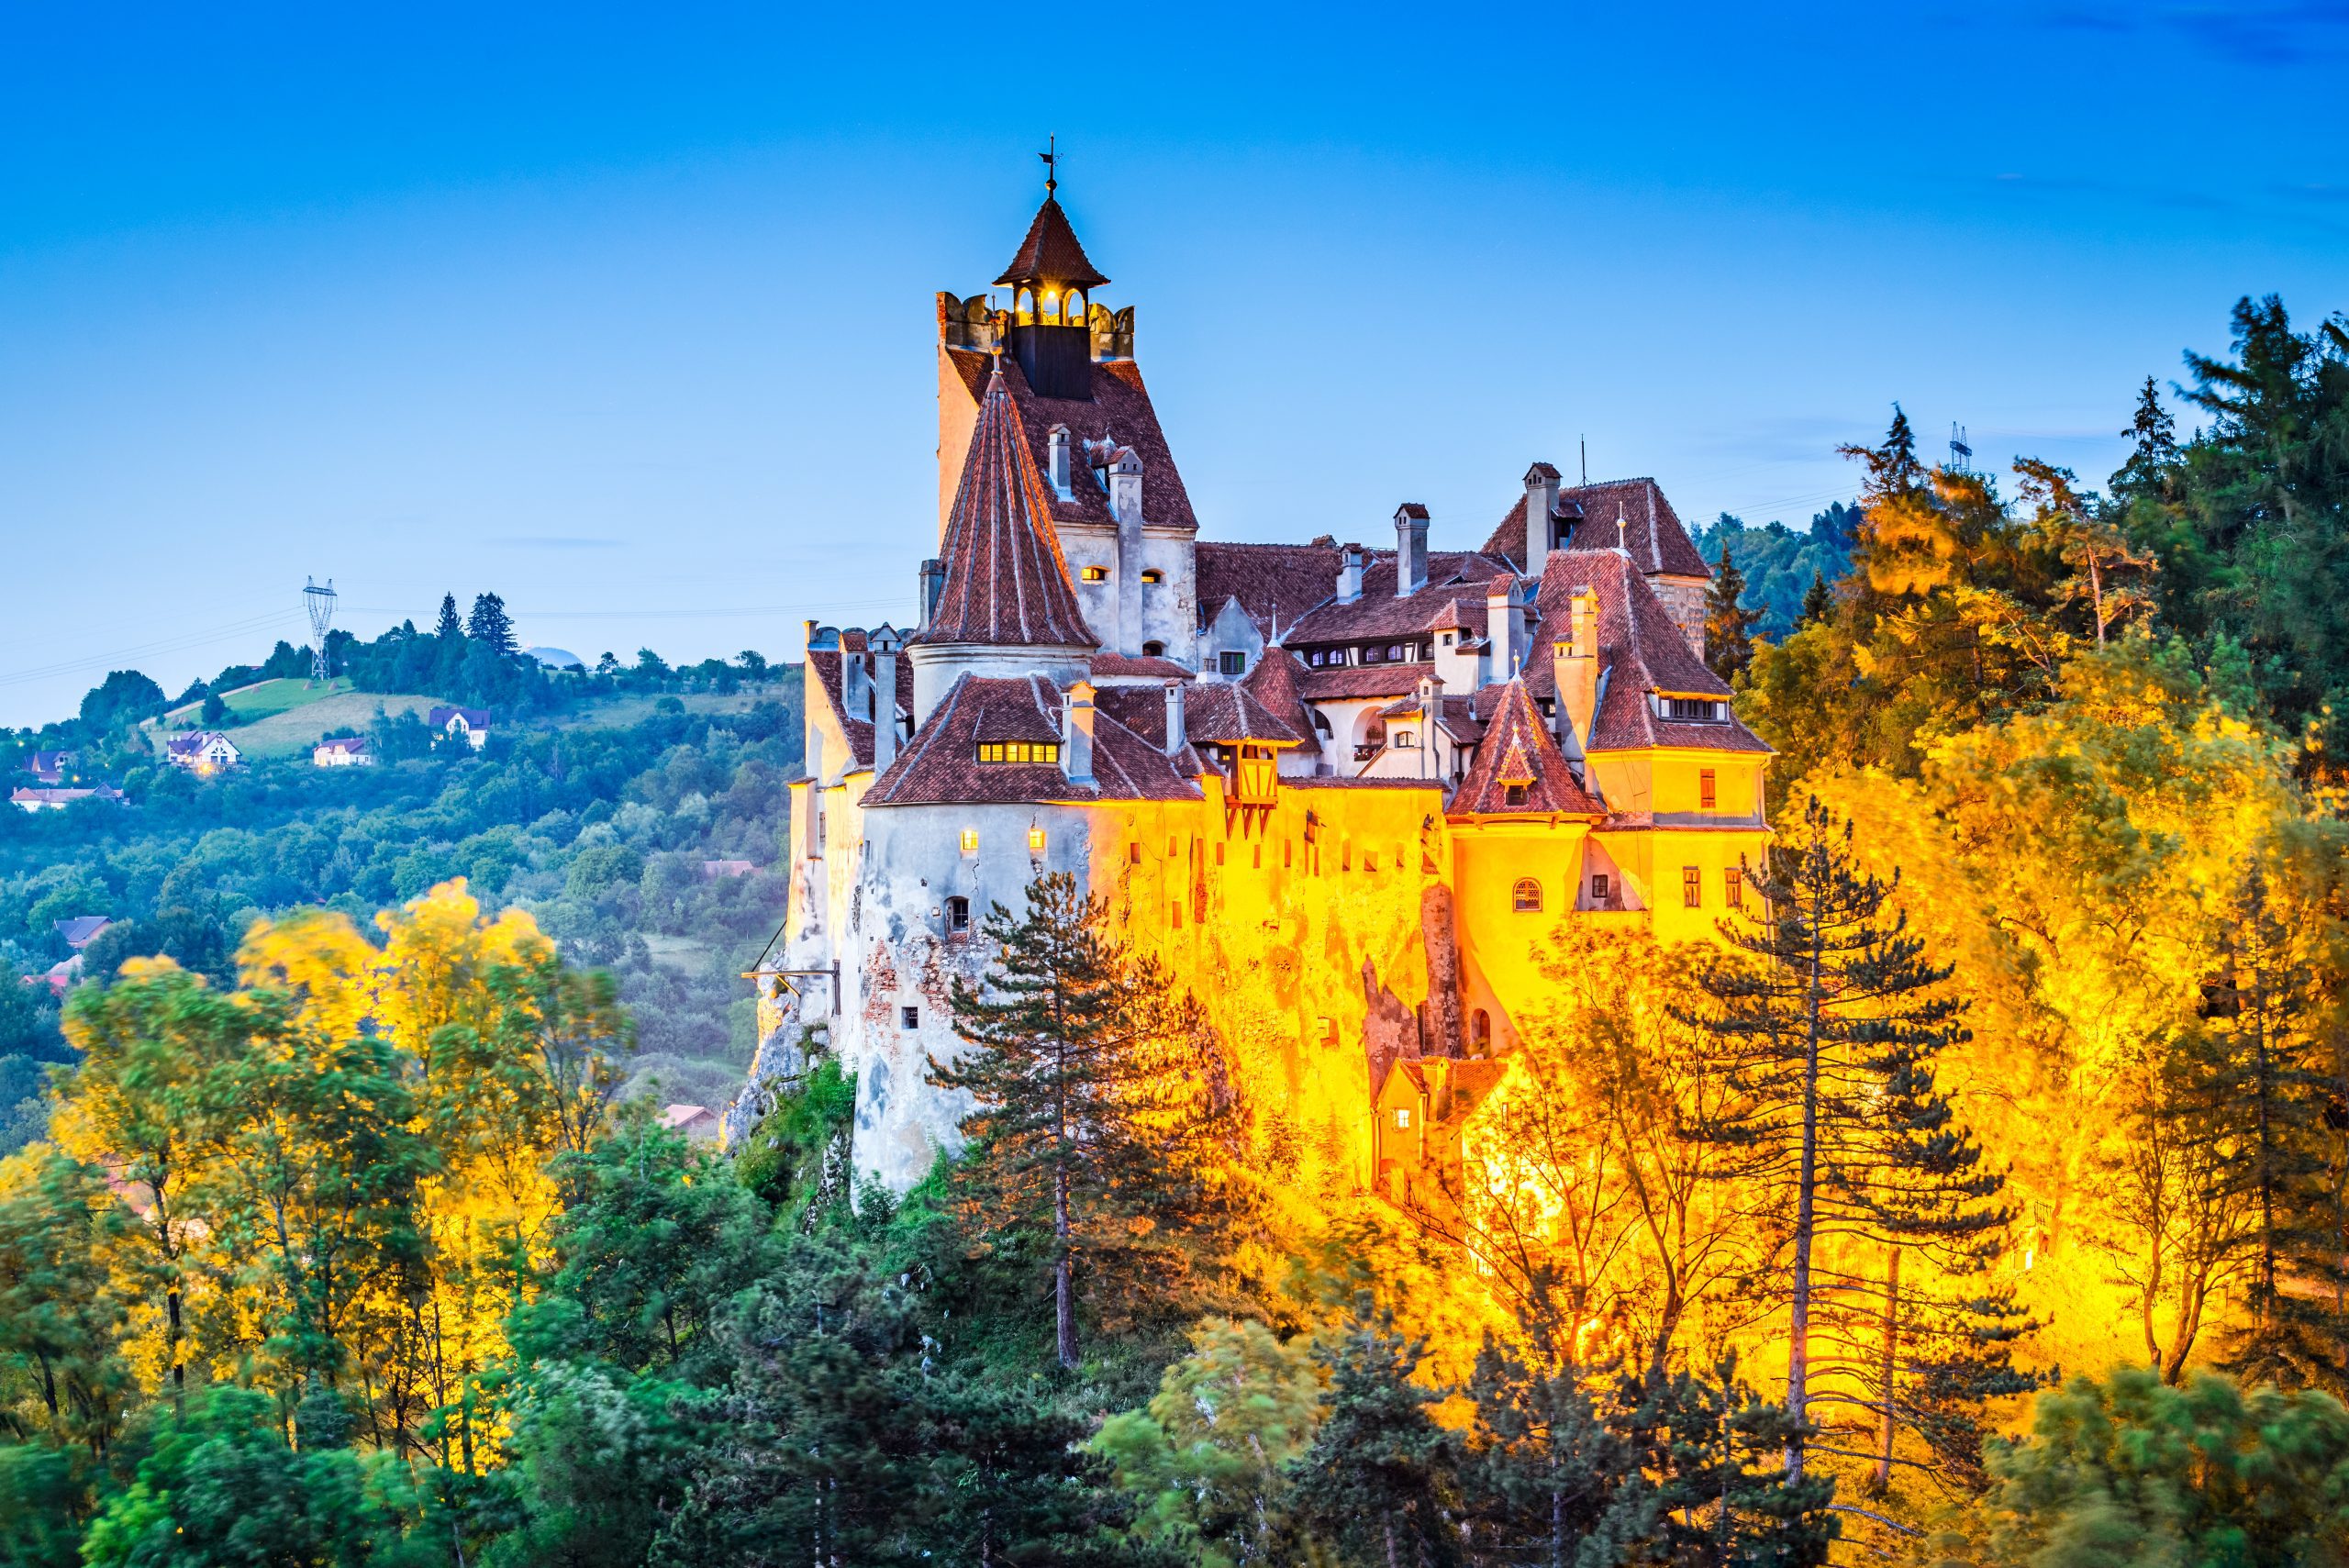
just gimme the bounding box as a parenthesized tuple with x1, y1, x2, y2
(2110, 374, 2179, 497)
(1684, 795, 2032, 1483)
(1798, 571, 1831, 628)
(434, 593, 463, 641)
(466, 592, 517, 655)
(1705, 543, 1763, 680)
(1292, 1303, 1463, 1568)
(930, 872, 1234, 1371)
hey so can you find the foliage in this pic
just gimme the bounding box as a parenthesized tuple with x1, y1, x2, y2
(1696, 506, 1860, 641)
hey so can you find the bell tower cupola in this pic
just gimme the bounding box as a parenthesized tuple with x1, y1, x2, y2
(995, 142, 1110, 399)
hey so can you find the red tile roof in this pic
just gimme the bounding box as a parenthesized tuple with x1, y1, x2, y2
(807, 649, 918, 769)
(864, 674, 1200, 806)
(1526, 551, 1772, 755)
(1239, 648, 1317, 744)
(1194, 541, 1341, 639)
(1285, 552, 1512, 645)
(1177, 683, 1308, 746)
(914, 364, 1099, 652)
(1297, 664, 1426, 701)
(1448, 678, 1607, 817)
(994, 195, 1109, 290)
(1089, 651, 1194, 683)
(944, 350, 1200, 533)
(1485, 478, 1711, 580)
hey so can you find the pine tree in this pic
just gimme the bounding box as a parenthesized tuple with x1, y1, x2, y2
(930, 872, 1233, 1371)
(1293, 1303, 1463, 1568)
(2201, 867, 2349, 1393)
(466, 592, 516, 655)
(434, 593, 463, 641)
(2110, 375, 2179, 497)
(1684, 795, 2032, 1483)
(1798, 571, 1831, 628)
(1705, 543, 1764, 680)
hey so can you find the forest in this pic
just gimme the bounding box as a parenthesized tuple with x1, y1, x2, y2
(2, 294, 2347, 1566)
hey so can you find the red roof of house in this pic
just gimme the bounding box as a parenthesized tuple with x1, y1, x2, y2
(1089, 651, 1194, 683)
(1095, 682, 1304, 750)
(942, 350, 1201, 534)
(1194, 541, 1341, 639)
(1297, 664, 1426, 702)
(1526, 551, 1772, 755)
(1285, 552, 1513, 646)
(1485, 477, 1712, 580)
(1448, 678, 1607, 817)
(1239, 648, 1318, 744)
(913, 365, 1099, 652)
(863, 674, 1200, 807)
(994, 195, 1109, 290)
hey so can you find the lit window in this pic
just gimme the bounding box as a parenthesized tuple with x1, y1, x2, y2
(976, 741, 1061, 764)
(1512, 878, 1542, 913)
(960, 828, 979, 854)
(1699, 769, 1717, 810)
(946, 896, 971, 934)
(1724, 868, 1742, 909)
(1141, 569, 1163, 584)
(1219, 651, 1245, 676)
(1081, 565, 1109, 583)
(1028, 825, 1047, 853)
(1682, 866, 1702, 907)
(1396, 1108, 1411, 1129)
(1591, 873, 1610, 903)
(900, 1006, 919, 1029)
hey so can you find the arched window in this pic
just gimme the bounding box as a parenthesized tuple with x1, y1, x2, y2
(1140, 568, 1163, 584)
(1512, 877, 1542, 912)
(1471, 1009, 1492, 1055)
(1142, 639, 1165, 657)
(945, 895, 970, 935)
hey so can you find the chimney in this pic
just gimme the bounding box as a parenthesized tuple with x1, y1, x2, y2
(918, 558, 946, 628)
(1523, 463, 1560, 580)
(1394, 504, 1429, 596)
(1047, 425, 1073, 498)
(1485, 578, 1520, 679)
(1416, 673, 1439, 778)
(1112, 449, 1144, 655)
(1062, 680, 1097, 784)
(840, 628, 871, 724)
(1558, 585, 1599, 749)
(1108, 447, 1143, 527)
(870, 627, 904, 773)
(1163, 679, 1187, 759)
(1337, 544, 1368, 605)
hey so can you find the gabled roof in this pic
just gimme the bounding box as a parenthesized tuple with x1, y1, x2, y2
(1485, 477, 1712, 580)
(1090, 651, 1194, 684)
(1448, 679, 1607, 817)
(995, 195, 1109, 290)
(56, 915, 112, 948)
(864, 674, 1200, 807)
(315, 736, 368, 755)
(1194, 541, 1340, 638)
(427, 706, 492, 728)
(1239, 649, 1317, 744)
(1526, 551, 1772, 755)
(1297, 664, 1424, 702)
(914, 365, 1099, 651)
(942, 350, 1200, 533)
(1175, 684, 1306, 746)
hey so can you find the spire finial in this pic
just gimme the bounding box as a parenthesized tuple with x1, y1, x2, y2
(1616, 503, 1629, 554)
(1040, 135, 1057, 197)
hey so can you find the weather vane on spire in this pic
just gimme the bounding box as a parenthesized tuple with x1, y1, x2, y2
(1040, 134, 1058, 196)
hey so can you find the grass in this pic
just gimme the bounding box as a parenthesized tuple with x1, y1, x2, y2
(218, 692, 444, 761)
(540, 685, 791, 731)
(160, 676, 352, 726)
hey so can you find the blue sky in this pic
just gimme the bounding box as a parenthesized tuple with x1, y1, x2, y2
(3, 1, 2344, 727)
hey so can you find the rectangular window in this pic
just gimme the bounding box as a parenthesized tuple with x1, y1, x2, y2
(1682, 866, 1702, 907)
(1591, 873, 1610, 903)
(1364, 644, 1385, 663)
(1170, 900, 1182, 929)
(1219, 651, 1245, 675)
(1129, 842, 1141, 864)
(1253, 844, 1263, 869)
(900, 1006, 919, 1029)
(1080, 565, 1108, 583)
(959, 828, 979, 854)
(976, 741, 1060, 764)
(946, 896, 971, 933)
(1284, 841, 1293, 868)
(1396, 1108, 1411, 1129)
(1699, 769, 1717, 810)
(1664, 696, 1725, 723)
(1725, 867, 1742, 908)
(1215, 842, 1225, 866)
(1387, 644, 1405, 662)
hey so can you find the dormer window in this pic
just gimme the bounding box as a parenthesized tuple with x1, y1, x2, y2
(1047, 425, 1073, 497)
(1081, 565, 1109, 584)
(1141, 569, 1163, 585)
(1440, 632, 1453, 646)
(1219, 651, 1246, 676)
(1504, 784, 1528, 806)
(976, 741, 1061, 764)
(1364, 644, 1385, 664)
(1661, 695, 1729, 723)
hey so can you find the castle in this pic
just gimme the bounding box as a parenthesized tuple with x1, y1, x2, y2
(735, 179, 1774, 1202)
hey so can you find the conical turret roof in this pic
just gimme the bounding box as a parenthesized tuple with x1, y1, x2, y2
(1449, 677, 1606, 817)
(995, 195, 1109, 290)
(912, 363, 1099, 651)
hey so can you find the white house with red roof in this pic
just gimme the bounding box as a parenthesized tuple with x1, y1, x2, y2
(740, 178, 1774, 1200)
(163, 731, 241, 773)
(427, 706, 491, 750)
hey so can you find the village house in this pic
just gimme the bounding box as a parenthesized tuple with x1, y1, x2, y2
(163, 730, 242, 773)
(733, 176, 1774, 1205)
(312, 735, 373, 767)
(27, 749, 76, 784)
(55, 916, 113, 950)
(660, 1104, 723, 1142)
(11, 784, 124, 812)
(427, 706, 492, 750)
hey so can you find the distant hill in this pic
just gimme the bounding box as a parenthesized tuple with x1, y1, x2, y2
(1695, 503, 1860, 640)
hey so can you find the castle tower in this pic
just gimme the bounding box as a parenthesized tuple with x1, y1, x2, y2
(907, 361, 1100, 723)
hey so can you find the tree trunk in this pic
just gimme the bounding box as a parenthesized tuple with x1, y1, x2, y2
(1054, 1161, 1078, 1370)
(1872, 1245, 1902, 1494)
(1787, 897, 1825, 1478)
